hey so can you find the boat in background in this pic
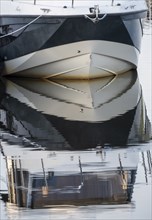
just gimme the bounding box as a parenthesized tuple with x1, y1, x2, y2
(0, 0, 148, 79)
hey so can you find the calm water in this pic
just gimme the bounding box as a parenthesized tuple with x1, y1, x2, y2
(0, 143, 152, 220)
(0, 21, 152, 220)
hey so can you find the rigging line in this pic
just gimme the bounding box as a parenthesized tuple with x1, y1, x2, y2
(0, 14, 43, 39)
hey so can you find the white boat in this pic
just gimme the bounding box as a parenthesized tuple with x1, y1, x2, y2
(0, 0, 148, 79)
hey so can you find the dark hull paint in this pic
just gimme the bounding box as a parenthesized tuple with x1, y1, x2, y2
(0, 13, 143, 62)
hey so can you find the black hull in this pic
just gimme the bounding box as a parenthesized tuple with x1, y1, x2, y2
(0, 13, 144, 61)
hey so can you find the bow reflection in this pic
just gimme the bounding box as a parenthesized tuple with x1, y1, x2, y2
(0, 69, 151, 149)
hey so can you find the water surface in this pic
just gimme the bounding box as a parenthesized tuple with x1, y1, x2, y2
(0, 21, 151, 220)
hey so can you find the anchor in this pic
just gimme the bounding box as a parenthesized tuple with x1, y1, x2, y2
(85, 5, 107, 23)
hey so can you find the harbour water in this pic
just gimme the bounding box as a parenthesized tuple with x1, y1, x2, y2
(0, 142, 152, 219)
(0, 21, 152, 219)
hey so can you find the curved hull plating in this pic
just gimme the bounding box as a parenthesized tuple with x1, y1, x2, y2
(2, 41, 138, 79)
(0, 0, 147, 78)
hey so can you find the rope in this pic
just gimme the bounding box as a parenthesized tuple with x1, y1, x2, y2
(0, 14, 43, 39)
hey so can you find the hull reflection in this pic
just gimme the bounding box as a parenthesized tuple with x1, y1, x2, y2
(0, 69, 151, 149)
(0, 137, 138, 208)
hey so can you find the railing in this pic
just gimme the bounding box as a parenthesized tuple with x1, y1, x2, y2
(10, 0, 116, 7)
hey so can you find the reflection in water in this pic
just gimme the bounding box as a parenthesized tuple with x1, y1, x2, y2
(0, 136, 138, 208)
(0, 133, 151, 209)
(0, 69, 151, 210)
(0, 70, 151, 150)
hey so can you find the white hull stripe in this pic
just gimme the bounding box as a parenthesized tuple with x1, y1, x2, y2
(3, 40, 139, 79)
